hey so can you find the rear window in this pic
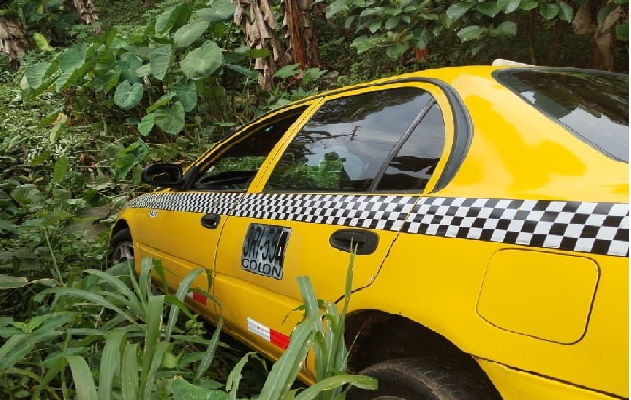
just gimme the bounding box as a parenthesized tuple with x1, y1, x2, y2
(495, 69, 629, 162)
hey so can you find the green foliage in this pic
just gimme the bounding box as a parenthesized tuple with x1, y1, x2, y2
(326, 0, 629, 59)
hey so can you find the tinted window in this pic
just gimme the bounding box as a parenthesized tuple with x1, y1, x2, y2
(265, 88, 433, 192)
(192, 107, 307, 191)
(496, 69, 629, 162)
(376, 103, 445, 191)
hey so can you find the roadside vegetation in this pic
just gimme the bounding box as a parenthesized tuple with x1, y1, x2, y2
(0, 0, 628, 398)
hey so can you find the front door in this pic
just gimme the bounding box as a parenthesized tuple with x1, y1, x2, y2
(130, 103, 314, 307)
(213, 83, 454, 360)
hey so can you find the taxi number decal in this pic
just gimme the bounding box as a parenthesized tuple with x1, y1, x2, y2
(241, 224, 291, 280)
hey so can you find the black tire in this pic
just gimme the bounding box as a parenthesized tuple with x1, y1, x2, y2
(109, 228, 134, 266)
(346, 357, 501, 400)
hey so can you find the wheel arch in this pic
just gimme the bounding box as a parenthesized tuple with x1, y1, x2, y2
(344, 309, 497, 391)
(110, 219, 130, 241)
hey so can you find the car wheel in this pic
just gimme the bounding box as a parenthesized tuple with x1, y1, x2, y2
(109, 228, 134, 266)
(346, 357, 501, 400)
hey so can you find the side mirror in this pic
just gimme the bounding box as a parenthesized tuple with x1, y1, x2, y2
(141, 163, 184, 188)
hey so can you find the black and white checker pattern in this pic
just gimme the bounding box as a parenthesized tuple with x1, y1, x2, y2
(126, 192, 241, 215)
(234, 194, 417, 231)
(402, 197, 629, 257)
(125, 192, 628, 257)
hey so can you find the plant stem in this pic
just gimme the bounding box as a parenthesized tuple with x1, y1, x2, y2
(43, 228, 64, 285)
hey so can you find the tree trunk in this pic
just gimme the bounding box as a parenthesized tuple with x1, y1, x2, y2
(281, 0, 320, 69)
(0, 16, 27, 68)
(546, 20, 567, 66)
(589, 1, 623, 70)
(64, 0, 102, 33)
(234, 0, 287, 89)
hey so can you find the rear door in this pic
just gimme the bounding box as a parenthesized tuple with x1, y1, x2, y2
(213, 82, 455, 357)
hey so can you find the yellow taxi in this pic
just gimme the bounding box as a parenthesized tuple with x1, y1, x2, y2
(110, 66, 629, 399)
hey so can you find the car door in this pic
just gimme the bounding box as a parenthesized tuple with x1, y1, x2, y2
(212, 82, 455, 358)
(131, 103, 315, 301)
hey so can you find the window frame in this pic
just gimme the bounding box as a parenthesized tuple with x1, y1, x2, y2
(253, 82, 458, 195)
(181, 102, 318, 193)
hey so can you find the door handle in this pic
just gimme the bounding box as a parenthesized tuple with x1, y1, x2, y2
(201, 213, 221, 229)
(329, 229, 379, 255)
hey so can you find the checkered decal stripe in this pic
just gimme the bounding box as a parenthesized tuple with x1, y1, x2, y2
(126, 192, 240, 215)
(234, 194, 417, 231)
(403, 197, 629, 257)
(126, 192, 628, 257)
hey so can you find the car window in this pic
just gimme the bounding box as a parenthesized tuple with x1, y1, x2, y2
(264, 87, 435, 192)
(495, 69, 629, 163)
(375, 102, 445, 192)
(192, 106, 308, 191)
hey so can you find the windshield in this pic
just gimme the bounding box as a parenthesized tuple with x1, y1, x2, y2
(495, 69, 629, 163)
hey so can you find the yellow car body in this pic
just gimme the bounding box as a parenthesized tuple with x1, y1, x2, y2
(113, 66, 629, 399)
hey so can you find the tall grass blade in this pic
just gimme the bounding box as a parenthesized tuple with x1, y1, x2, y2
(85, 269, 144, 317)
(258, 313, 319, 400)
(225, 352, 255, 400)
(121, 342, 139, 400)
(98, 330, 125, 400)
(43, 287, 140, 327)
(143, 341, 169, 399)
(66, 355, 98, 400)
(138, 257, 154, 302)
(165, 267, 203, 342)
(140, 294, 165, 396)
(194, 316, 223, 381)
(294, 374, 377, 400)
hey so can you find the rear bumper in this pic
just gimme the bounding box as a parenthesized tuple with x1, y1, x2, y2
(478, 359, 625, 400)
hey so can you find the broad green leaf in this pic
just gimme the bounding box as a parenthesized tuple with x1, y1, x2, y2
(119, 53, 143, 84)
(58, 43, 87, 71)
(446, 2, 474, 20)
(50, 115, 68, 143)
(172, 81, 198, 112)
(99, 331, 125, 400)
(155, 3, 194, 34)
(146, 92, 177, 113)
(155, 101, 185, 134)
(0, 335, 32, 372)
(492, 20, 517, 36)
(498, 0, 521, 13)
(0, 275, 28, 289)
(171, 376, 228, 400)
(135, 64, 151, 78)
(138, 113, 155, 136)
(558, 2, 574, 22)
(224, 63, 258, 80)
(114, 81, 144, 110)
(174, 20, 210, 48)
(616, 21, 629, 40)
(273, 64, 300, 79)
(150, 44, 172, 81)
(539, 2, 560, 19)
(53, 156, 69, 184)
(384, 16, 400, 30)
(350, 36, 377, 53)
(386, 43, 407, 60)
(457, 25, 487, 41)
(519, 0, 539, 11)
(476, 2, 501, 17)
(66, 356, 98, 400)
(368, 19, 382, 33)
(24, 62, 49, 89)
(196, 0, 236, 23)
(181, 41, 223, 80)
(326, 0, 349, 19)
(33, 33, 53, 52)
